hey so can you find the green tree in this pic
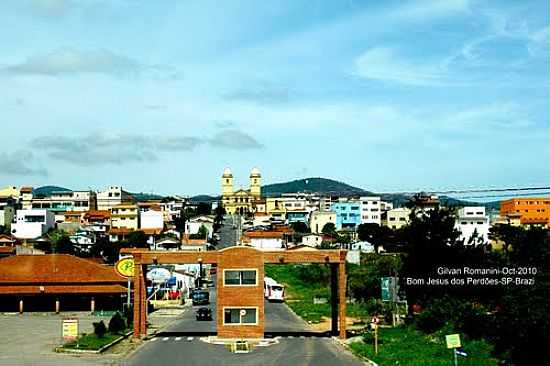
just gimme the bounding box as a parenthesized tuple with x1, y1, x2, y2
(54, 235, 75, 255)
(357, 223, 394, 252)
(91, 236, 120, 264)
(121, 231, 149, 248)
(321, 222, 337, 236)
(197, 202, 212, 215)
(290, 221, 310, 234)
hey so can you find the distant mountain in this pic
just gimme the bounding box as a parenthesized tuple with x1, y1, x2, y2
(33, 186, 71, 197)
(262, 177, 373, 197)
(129, 192, 165, 201)
(191, 195, 219, 203)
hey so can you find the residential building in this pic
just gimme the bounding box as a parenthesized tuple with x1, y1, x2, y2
(30, 190, 97, 214)
(265, 197, 286, 220)
(409, 192, 440, 213)
(185, 216, 214, 239)
(360, 196, 382, 225)
(455, 206, 490, 244)
(351, 241, 375, 253)
(110, 204, 139, 230)
(20, 187, 34, 210)
(140, 209, 164, 231)
(221, 168, 263, 215)
(385, 208, 411, 230)
(244, 231, 286, 250)
(500, 198, 550, 226)
(0, 206, 15, 232)
(331, 201, 361, 230)
(301, 233, 324, 247)
(309, 211, 337, 234)
(82, 210, 111, 234)
(97, 186, 135, 211)
(10, 209, 55, 239)
(287, 211, 309, 224)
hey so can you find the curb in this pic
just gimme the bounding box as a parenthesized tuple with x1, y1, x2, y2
(334, 337, 378, 366)
(55, 331, 133, 354)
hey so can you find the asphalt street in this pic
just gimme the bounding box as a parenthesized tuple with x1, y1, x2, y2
(125, 286, 363, 366)
(217, 215, 239, 249)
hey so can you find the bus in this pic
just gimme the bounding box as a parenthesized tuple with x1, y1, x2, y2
(264, 277, 285, 302)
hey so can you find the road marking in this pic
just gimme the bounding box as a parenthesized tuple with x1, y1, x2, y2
(175, 337, 182, 341)
(187, 337, 194, 341)
(300, 336, 305, 339)
(150, 337, 157, 342)
(163, 337, 169, 341)
(288, 336, 294, 339)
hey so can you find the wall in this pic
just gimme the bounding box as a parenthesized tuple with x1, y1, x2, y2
(217, 247, 264, 339)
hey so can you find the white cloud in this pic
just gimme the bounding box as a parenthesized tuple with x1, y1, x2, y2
(354, 47, 450, 86)
(3, 48, 143, 76)
(391, 0, 470, 22)
(0, 151, 48, 176)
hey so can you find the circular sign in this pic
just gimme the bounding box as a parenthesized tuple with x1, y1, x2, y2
(240, 309, 247, 316)
(115, 257, 135, 278)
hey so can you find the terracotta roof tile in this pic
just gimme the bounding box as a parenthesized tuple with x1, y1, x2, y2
(0, 254, 126, 284)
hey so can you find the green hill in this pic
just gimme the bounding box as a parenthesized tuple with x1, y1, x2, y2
(262, 177, 373, 197)
(33, 186, 71, 197)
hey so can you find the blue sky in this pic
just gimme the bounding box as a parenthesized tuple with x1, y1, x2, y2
(1, 0, 549, 196)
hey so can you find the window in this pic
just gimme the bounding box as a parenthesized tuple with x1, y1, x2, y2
(389, 217, 396, 221)
(223, 308, 257, 325)
(224, 269, 257, 286)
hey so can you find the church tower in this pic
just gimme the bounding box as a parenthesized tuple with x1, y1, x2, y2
(222, 168, 233, 197)
(249, 167, 261, 197)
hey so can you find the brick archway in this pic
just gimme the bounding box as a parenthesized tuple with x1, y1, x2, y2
(129, 247, 347, 339)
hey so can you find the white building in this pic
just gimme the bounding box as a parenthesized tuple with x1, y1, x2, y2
(97, 186, 135, 211)
(351, 241, 375, 253)
(360, 196, 382, 225)
(140, 210, 164, 231)
(455, 206, 490, 245)
(309, 211, 337, 234)
(245, 231, 285, 250)
(30, 190, 97, 213)
(301, 233, 324, 247)
(185, 216, 214, 239)
(11, 209, 55, 239)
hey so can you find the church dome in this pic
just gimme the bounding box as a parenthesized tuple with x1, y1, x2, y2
(250, 167, 261, 177)
(222, 167, 233, 177)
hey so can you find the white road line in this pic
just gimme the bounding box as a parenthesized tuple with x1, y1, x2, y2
(163, 337, 170, 341)
(175, 337, 182, 341)
(288, 336, 294, 339)
(187, 337, 194, 341)
(150, 337, 157, 342)
(300, 336, 305, 339)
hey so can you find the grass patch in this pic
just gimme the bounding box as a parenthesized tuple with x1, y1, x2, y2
(62, 331, 128, 351)
(349, 327, 497, 366)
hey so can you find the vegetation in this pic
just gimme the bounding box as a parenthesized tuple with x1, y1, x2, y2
(120, 230, 148, 248)
(290, 221, 310, 234)
(63, 332, 120, 350)
(189, 224, 209, 239)
(262, 177, 372, 197)
(93, 320, 107, 338)
(108, 312, 127, 334)
(63, 313, 131, 351)
(349, 327, 497, 366)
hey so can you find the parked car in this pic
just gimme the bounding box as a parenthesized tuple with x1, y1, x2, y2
(196, 307, 212, 321)
(192, 289, 210, 305)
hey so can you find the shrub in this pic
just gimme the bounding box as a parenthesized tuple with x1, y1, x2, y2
(108, 312, 127, 334)
(93, 320, 107, 338)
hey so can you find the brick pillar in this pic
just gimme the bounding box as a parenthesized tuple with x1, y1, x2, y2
(133, 258, 142, 338)
(331, 264, 338, 336)
(139, 264, 147, 337)
(338, 260, 346, 339)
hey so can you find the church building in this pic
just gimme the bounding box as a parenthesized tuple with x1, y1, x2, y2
(221, 168, 263, 215)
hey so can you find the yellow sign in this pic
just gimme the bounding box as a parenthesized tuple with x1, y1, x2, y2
(62, 318, 79, 340)
(115, 257, 135, 278)
(446, 334, 462, 349)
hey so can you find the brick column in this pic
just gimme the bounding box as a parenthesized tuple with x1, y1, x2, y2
(133, 256, 142, 338)
(338, 260, 346, 339)
(139, 264, 147, 337)
(331, 264, 338, 336)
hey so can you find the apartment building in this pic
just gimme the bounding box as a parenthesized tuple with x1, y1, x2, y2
(30, 190, 97, 213)
(97, 186, 135, 211)
(140, 209, 164, 231)
(309, 211, 337, 234)
(11, 209, 55, 239)
(332, 200, 361, 230)
(385, 207, 411, 230)
(500, 198, 550, 226)
(455, 206, 490, 244)
(360, 196, 382, 225)
(110, 204, 139, 230)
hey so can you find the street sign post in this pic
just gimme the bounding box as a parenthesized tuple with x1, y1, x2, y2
(446, 334, 462, 366)
(62, 318, 79, 341)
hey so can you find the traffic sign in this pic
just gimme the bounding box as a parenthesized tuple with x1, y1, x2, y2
(240, 309, 247, 316)
(446, 334, 462, 349)
(115, 257, 135, 278)
(62, 318, 79, 341)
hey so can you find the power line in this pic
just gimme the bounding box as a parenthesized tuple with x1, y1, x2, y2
(379, 185, 550, 196)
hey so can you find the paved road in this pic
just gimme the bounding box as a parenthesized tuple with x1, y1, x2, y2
(217, 215, 239, 249)
(125, 286, 363, 366)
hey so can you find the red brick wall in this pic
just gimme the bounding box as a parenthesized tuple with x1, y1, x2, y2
(217, 247, 264, 338)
